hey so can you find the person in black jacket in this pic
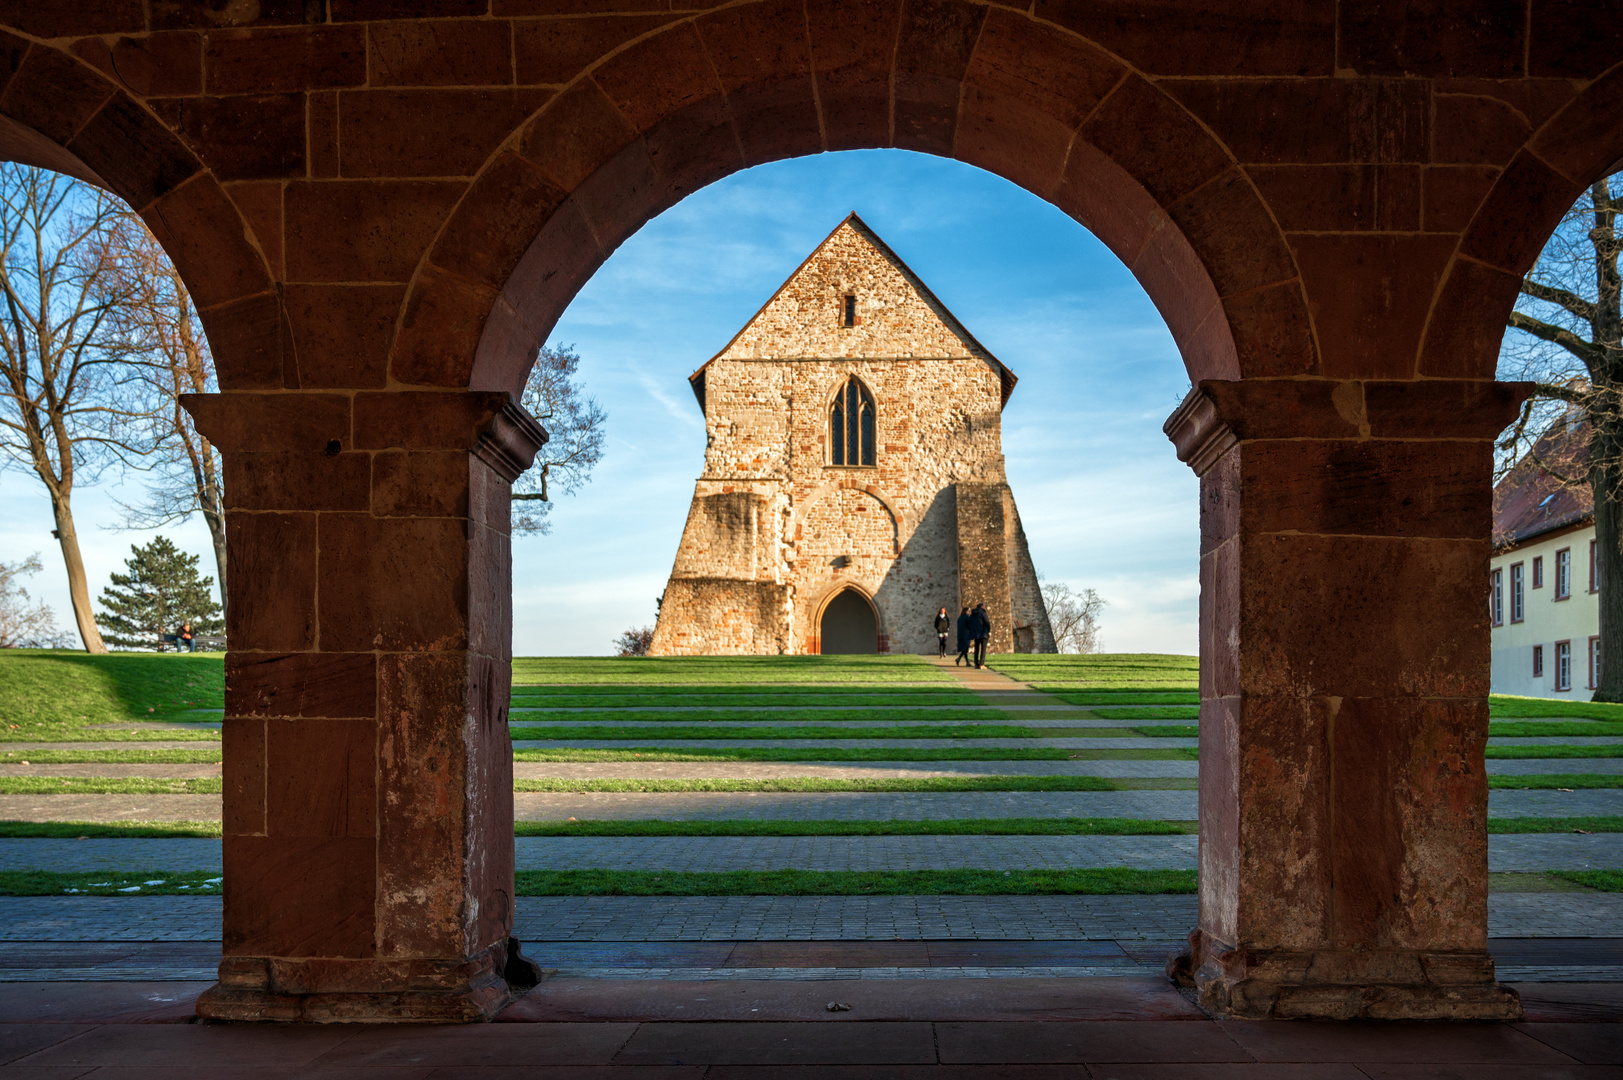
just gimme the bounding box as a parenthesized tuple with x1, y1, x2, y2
(954, 607, 972, 666)
(969, 603, 992, 669)
(933, 607, 952, 658)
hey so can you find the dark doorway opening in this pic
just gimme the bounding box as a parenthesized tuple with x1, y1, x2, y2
(820, 589, 877, 654)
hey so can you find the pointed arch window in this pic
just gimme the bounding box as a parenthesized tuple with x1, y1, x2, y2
(830, 377, 876, 466)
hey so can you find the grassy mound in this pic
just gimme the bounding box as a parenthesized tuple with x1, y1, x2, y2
(0, 650, 222, 742)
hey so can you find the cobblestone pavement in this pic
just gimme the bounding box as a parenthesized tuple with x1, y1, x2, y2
(5, 894, 1617, 943)
(1490, 789, 1623, 815)
(4, 833, 1615, 874)
(1490, 757, 1623, 774)
(513, 737, 1206, 749)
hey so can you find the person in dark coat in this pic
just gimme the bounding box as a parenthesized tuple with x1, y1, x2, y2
(969, 603, 992, 668)
(954, 607, 972, 666)
(933, 607, 952, 658)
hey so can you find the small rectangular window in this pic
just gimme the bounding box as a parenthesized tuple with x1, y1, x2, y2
(1490, 568, 1504, 626)
(1591, 538, 1601, 593)
(1533, 645, 1544, 677)
(1510, 562, 1524, 622)
(1532, 556, 1544, 588)
(841, 294, 856, 327)
(1556, 548, 1572, 599)
(1556, 640, 1572, 691)
(1591, 636, 1602, 690)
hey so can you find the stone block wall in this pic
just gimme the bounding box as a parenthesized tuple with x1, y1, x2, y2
(955, 482, 1014, 654)
(1004, 488, 1057, 653)
(651, 578, 791, 655)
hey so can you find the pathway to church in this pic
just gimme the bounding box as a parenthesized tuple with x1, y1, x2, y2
(0, 653, 1618, 984)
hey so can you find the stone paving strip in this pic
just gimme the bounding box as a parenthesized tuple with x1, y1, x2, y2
(510, 737, 1205, 749)
(3, 833, 1616, 874)
(3, 893, 1618, 944)
(509, 717, 1147, 728)
(0, 784, 1611, 827)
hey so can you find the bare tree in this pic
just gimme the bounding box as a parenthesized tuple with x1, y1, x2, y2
(614, 626, 654, 656)
(1499, 169, 1621, 699)
(1039, 574, 1106, 654)
(90, 211, 225, 602)
(0, 166, 150, 653)
(513, 343, 606, 535)
(0, 552, 64, 648)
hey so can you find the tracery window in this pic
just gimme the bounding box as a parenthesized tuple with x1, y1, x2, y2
(830, 377, 875, 466)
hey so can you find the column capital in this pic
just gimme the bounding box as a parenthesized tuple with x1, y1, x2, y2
(1164, 379, 1533, 476)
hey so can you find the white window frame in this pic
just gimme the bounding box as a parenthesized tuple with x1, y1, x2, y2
(1555, 640, 1572, 692)
(1510, 562, 1524, 623)
(1556, 548, 1572, 600)
(1533, 644, 1544, 678)
(1590, 636, 1602, 690)
(1490, 568, 1504, 626)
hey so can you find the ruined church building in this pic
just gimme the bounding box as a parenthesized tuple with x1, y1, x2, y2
(650, 214, 1055, 657)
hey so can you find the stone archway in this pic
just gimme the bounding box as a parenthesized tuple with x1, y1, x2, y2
(0, 4, 1616, 1023)
(818, 587, 879, 655)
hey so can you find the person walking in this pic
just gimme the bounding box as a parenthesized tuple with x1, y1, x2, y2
(933, 607, 952, 658)
(969, 603, 991, 669)
(954, 607, 972, 666)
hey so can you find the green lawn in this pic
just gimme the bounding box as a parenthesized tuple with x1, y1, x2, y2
(0, 778, 221, 794)
(0, 870, 222, 896)
(511, 692, 982, 708)
(507, 723, 1030, 740)
(512, 655, 958, 686)
(1491, 696, 1623, 720)
(1553, 870, 1623, 891)
(508, 708, 1004, 723)
(0, 650, 223, 742)
(511, 776, 1195, 793)
(511, 817, 1199, 836)
(1484, 746, 1623, 758)
(508, 747, 1199, 762)
(989, 654, 1198, 689)
(1487, 774, 1623, 788)
(1486, 816, 1623, 833)
(0, 748, 222, 764)
(1486, 721, 1623, 737)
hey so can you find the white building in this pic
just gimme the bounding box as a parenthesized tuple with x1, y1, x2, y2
(1490, 428, 1600, 699)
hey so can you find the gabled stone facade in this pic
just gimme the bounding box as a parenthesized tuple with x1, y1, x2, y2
(650, 214, 1054, 656)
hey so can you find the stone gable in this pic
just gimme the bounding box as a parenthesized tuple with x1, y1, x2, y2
(651, 216, 1053, 657)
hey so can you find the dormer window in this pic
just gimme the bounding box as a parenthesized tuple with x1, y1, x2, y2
(840, 294, 856, 328)
(830, 377, 875, 466)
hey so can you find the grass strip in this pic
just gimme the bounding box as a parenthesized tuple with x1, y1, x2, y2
(0, 870, 221, 896)
(1487, 722, 1623, 737)
(513, 777, 1196, 793)
(511, 684, 972, 697)
(512, 817, 1200, 837)
(1487, 774, 1623, 789)
(0, 820, 224, 838)
(1552, 870, 1623, 891)
(511, 656, 957, 686)
(0, 731, 220, 744)
(1484, 746, 1623, 758)
(508, 708, 1002, 722)
(509, 747, 1200, 762)
(1071, 707, 1199, 721)
(0, 749, 222, 764)
(512, 867, 1198, 896)
(0, 778, 222, 794)
(1134, 726, 1199, 738)
(510, 694, 982, 708)
(1037, 691, 1200, 706)
(505, 723, 1031, 740)
(1490, 696, 1623, 721)
(1486, 816, 1623, 833)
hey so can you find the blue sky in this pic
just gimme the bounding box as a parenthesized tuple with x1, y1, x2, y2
(0, 149, 1201, 656)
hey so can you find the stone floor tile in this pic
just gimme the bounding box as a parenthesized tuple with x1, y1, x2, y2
(614, 1021, 936, 1065)
(935, 1020, 1250, 1063)
(313, 1025, 640, 1068)
(13, 1026, 360, 1069)
(1514, 1024, 1623, 1065)
(705, 1068, 1091, 1079)
(0, 1028, 93, 1067)
(1090, 1067, 1368, 1079)
(60, 1069, 434, 1079)
(1355, 1068, 1623, 1079)
(1216, 1020, 1577, 1064)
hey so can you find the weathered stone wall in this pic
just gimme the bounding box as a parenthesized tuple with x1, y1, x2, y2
(1004, 489, 1056, 653)
(651, 578, 791, 656)
(651, 219, 1050, 656)
(954, 482, 1014, 654)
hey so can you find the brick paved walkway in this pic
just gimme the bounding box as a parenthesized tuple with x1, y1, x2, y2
(5, 894, 1619, 944)
(2, 833, 1616, 874)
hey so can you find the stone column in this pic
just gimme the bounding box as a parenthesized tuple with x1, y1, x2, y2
(181, 390, 545, 1023)
(1164, 378, 1528, 1021)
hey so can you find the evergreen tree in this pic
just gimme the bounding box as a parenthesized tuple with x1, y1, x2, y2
(97, 537, 223, 650)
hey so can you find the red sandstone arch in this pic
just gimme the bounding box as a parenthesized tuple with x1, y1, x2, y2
(1422, 61, 1623, 379)
(400, 9, 1287, 396)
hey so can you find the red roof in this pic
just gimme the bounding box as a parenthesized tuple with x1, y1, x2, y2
(1493, 419, 1593, 550)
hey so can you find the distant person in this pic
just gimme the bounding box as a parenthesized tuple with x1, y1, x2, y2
(179, 621, 194, 653)
(954, 607, 972, 667)
(933, 607, 952, 658)
(970, 603, 991, 669)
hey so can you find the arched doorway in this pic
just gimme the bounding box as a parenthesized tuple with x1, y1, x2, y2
(819, 588, 877, 655)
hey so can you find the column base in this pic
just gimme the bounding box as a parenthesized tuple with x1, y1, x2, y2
(195, 942, 520, 1023)
(1168, 929, 1523, 1021)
